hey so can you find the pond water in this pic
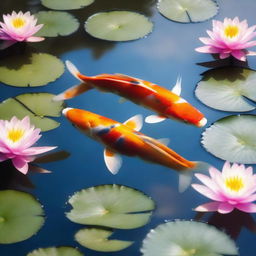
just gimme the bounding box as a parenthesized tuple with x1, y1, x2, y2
(1, 0, 256, 255)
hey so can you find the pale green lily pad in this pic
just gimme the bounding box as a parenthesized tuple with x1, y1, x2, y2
(0, 190, 44, 244)
(27, 246, 83, 256)
(141, 220, 238, 256)
(41, 0, 94, 10)
(0, 93, 64, 132)
(85, 11, 153, 41)
(75, 228, 133, 252)
(157, 0, 219, 23)
(0, 53, 64, 87)
(202, 115, 256, 164)
(35, 11, 79, 37)
(196, 67, 256, 112)
(66, 185, 155, 229)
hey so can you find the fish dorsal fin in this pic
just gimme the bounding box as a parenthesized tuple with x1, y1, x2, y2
(66, 60, 84, 82)
(171, 75, 182, 96)
(145, 115, 166, 124)
(104, 148, 122, 175)
(157, 138, 170, 146)
(124, 115, 143, 131)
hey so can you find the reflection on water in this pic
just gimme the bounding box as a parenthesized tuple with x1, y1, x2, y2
(195, 210, 256, 240)
(2, 0, 155, 59)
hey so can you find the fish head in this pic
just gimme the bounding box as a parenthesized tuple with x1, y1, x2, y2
(62, 108, 95, 131)
(166, 101, 207, 127)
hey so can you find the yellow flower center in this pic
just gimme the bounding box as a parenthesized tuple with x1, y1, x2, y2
(181, 249, 197, 256)
(225, 176, 244, 192)
(224, 25, 239, 38)
(8, 129, 25, 142)
(12, 18, 26, 28)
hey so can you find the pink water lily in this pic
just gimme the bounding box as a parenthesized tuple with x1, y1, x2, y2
(0, 116, 56, 174)
(195, 17, 256, 61)
(192, 162, 256, 214)
(0, 11, 44, 48)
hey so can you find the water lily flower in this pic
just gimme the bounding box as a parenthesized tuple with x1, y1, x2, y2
(0, 116, 56, 174)
(192, 162, 256, 214)
(0, 11, 44, 47)
(195, 17, 256, 61)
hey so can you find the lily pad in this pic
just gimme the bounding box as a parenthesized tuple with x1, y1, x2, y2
(0, 190, 44, 244)
(141, 220, 238, 256)
(0, 93, 64, 132)
(0, 53, 64, 87)
(66, 185, 155, 229)
(35, 11, 79, 37)
(196, 67, 256, 112)
(85, 11, 153, 41)
(75, 228, 133, 252)
(27, 246, 83, 256)
(157, 0, 219, 23)
(41, 0, 94, 10)
(202, 115, 256, 164)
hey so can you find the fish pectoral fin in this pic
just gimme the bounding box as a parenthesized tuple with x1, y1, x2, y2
(124, 114, 143, 131)
(53, 83, 92, 101)
(178, 172, 192, 193)
(145, 115, 166, 124)
(118, 97, 127, 104)
(171, 75, 182, 96)
(104, 148, 122, 175)
(157, 138, 170, 146)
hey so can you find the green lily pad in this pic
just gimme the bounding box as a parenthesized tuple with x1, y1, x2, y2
(35, 11, 79, 37)
(157, 0, 219, 23)
(75, 228, 133, 252)
(202, 115, 256, 164)
(196, 67, 256, 112)
(0, 190, 44, 244)
(27, 246, 83, 256)
(0, 93, 64, 132)
(141, 220, 238, 256)
(66, 185, 155, 229)
(0, 53, 64, 87)
(85, 11, 153, 41)
(41, 0, 94, 10)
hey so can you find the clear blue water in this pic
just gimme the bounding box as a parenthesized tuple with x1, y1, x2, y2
(1, 0, 256, 255)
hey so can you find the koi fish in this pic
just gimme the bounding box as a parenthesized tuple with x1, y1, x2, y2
(62, 108, 209, 192)
(55, 61, 207, 127)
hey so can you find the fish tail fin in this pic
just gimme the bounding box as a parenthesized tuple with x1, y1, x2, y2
(66, 60, 84, 82)
(53, 83, 92, 101)
(178, 161, 210, 193)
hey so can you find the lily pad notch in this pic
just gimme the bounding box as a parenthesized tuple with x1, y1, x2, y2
(196, 67, 256, 112)
(157, 0, 219, 23)
(0, 93, 65, 132)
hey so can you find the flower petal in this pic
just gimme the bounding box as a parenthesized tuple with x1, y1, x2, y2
(218, 202, 234, 214)
(22, 146, 57, 155)
(194, 202, 220, 212)
(191, 184, 221, 201)
(236, 203, 256, 213)
(12, 157, 29, 174)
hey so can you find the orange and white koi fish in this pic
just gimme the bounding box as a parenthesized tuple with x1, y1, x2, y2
(55, 61, 207, 127)
(63, 108, 209, 192)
